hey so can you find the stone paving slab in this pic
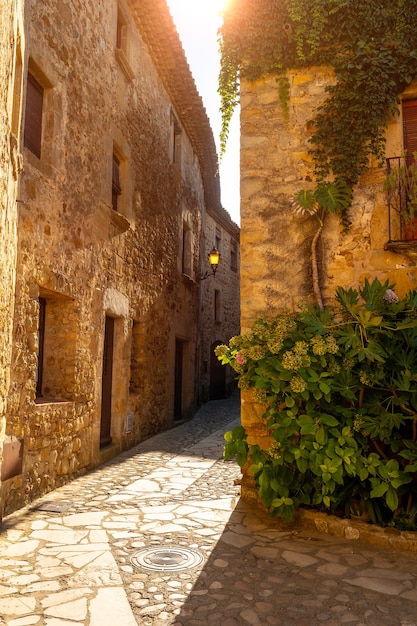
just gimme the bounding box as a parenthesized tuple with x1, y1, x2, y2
(1, 392, 417, 625)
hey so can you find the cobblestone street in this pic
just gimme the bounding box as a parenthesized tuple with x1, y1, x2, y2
(1, 392, 417, 625)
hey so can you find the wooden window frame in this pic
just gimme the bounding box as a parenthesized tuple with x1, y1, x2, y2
(214, 289, 222, 323)
(24, 71, 44, 158)
(170, 109, 182, 168)
(112, 152, 122, 212)
(231, 240, 238, 272)
(36, 297, 46, 398)
(182, 224, 192, 276)
(403, 100, 417, 158)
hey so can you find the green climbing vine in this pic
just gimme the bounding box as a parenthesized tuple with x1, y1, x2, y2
(219, 0, 417, 185)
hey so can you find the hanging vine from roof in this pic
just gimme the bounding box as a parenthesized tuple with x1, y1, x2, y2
(218, 0, 417, 186)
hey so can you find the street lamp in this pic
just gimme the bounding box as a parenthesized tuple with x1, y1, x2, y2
(198, 247, 220, 280)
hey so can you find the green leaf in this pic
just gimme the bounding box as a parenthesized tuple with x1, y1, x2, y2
(316, 426, 327, 445)
(319, 381, 331, 394)
(292, 188, 317, 213)
(323, 495, 331, 508)
(359, 468, 369, 481)
(296, 457, 308, 473)
(370, 482, 389, 498)
(385, 487, 399, 512)
(319, 413, 339, 427)
(314, 178, 353, 213)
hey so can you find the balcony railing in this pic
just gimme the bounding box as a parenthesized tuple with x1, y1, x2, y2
(385, 155, 417, 252)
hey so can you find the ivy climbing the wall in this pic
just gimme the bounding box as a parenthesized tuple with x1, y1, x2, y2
(219, 0, 417, 185)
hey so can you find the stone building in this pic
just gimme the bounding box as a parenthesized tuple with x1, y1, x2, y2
(0, 0, 25, 513)
(0, 0, 240, 518)
(238, 69, 417, 496)
(200, 205, 240, 403)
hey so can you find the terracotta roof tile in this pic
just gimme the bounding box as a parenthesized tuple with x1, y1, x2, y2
(130, 0, 238, 235)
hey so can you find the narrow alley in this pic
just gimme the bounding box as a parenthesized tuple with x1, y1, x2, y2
(1, 392, 417, 626)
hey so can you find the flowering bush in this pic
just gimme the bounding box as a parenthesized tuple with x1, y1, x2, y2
(217, 278, 417, 527)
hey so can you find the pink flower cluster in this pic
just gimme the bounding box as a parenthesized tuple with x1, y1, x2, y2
(236, 351, 246, 365)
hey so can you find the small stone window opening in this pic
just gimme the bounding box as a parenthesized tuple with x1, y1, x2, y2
(129, 319, 144, 395)
(182, 223, 192, 276)
(214, 289, 222, 323)
(115, 5, 135, 81)
(215, 227, 222, 255)
(231, 239, 238, 271)
(35, 289, 77, 403)
(170, 109, 182, 168)
(36, 297, 46, 398)
(116, 8, 127, 52)
(24, 71, 43, 158)
(112, 152, 122, 212)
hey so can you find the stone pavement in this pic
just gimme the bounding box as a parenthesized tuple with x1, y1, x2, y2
(1, 392, 417, 626)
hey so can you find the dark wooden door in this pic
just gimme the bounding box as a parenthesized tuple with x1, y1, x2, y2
(210, 341, 226, 400)
(100, 316, 114, 448)
(174, 339, 183, 420)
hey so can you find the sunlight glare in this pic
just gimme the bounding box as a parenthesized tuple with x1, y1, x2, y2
(167, 0, 228, 24)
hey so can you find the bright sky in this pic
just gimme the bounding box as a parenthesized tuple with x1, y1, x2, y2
(166, 0, 241, 225)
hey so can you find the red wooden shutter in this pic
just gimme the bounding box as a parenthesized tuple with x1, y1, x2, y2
(24, 72, 43, 158)
(403, 100, 417, 159)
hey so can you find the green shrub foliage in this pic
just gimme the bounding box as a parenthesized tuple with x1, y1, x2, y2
(217, 279, 417, 526)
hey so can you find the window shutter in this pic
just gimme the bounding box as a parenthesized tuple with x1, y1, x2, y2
(112, 154, 122, 211)
(403, 100, 417, 159)
(116, 11, 123, 49)
(24, 72, 43, 158)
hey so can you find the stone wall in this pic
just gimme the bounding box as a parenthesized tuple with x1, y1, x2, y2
(0, 0, 24, 517)
(1, 0, 239, 516)
(239, 68, 417, 485)
(200, 209, 240, 402)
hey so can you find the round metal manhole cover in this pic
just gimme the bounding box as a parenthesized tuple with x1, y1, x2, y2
(130, 547, 204, 572)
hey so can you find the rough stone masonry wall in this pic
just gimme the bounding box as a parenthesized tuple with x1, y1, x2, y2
(239, 68, 417, 493)
(0, 0, 23, 517)
(200, 212, 240, 401)
(2, 0, 208, 516)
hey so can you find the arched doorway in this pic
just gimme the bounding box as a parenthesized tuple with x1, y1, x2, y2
(210, 341, 226, 400)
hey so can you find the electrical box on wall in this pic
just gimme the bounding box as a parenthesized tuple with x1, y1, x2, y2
(1, 439, 24, 481)
(125, 413, 134, 433)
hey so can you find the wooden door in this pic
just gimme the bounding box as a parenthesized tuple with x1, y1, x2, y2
(100, 316, 114, 448)
(174, 339, 183, 420)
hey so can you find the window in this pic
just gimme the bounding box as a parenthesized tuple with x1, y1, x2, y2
(403, 100, 417, 158)
(182, 223, 192, 276)
(115, 5, 135, 80)
(24, 72, 43, 158)
(231, 239, 238, 271)
(112, 152, 122, 211)
(170, 109, 182, 168)
(36, 297, 46, 398)
(35, 289, 77, 402)
(215, 227, 222, 254)
(110, 138, 132, 222)
(116, 8, 127, 52)
(129, 320, 144, 394)
(214, 289, 222, 322)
